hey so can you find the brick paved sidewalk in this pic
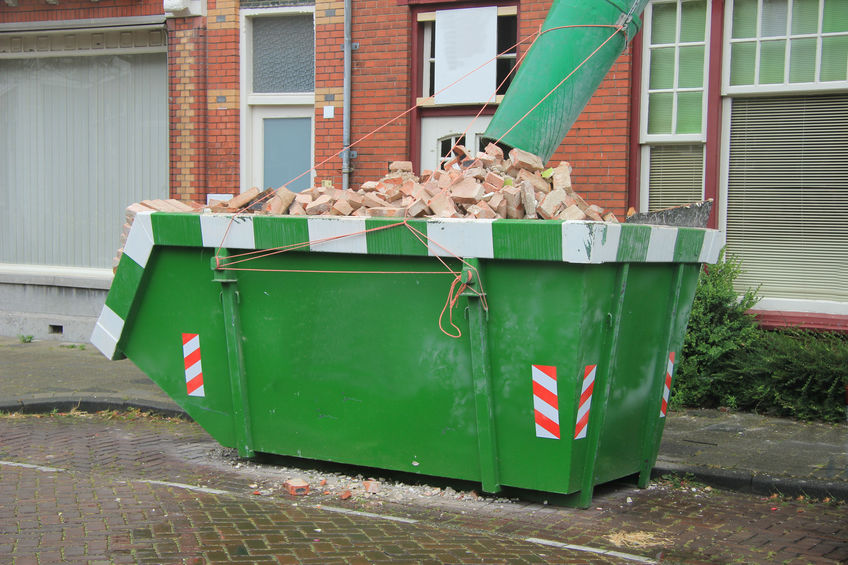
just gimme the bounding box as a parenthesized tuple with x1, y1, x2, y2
(1, 336, 847, 501)
(1, 413, 846, 564)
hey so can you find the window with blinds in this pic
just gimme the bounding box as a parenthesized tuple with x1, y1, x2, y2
(648, 145, 705, 210)
(643, 0, 710, 139)
(727, 0, 848, 93)
(726, 94, 848, 302)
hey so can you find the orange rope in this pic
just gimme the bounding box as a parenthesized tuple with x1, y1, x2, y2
(210, 23, 626, 336)
(490, 25, 625, 146)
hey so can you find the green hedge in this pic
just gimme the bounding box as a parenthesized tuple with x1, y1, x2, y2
(671, 252, 848, 423)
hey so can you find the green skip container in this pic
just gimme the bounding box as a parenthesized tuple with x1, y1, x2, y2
(92, 213, 723, 506)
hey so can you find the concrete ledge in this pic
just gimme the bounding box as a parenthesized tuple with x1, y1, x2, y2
(0, 264, 113, 290)
(653, 462, 848, 502)
(0, 395, 188, 420)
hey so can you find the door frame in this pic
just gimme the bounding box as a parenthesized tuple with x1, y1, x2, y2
(249, 105, 314, 191)
(239, 5, 316, 194)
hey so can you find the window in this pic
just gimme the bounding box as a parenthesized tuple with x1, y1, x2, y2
(240, 9, 315, 193)
(725, 0, 848, 93)
(418, 6, 517, 104)
(643, 0, 710, 139)
(640, 0, 711, 211)
(725, 95, 848, 302)
(252, 15, 314, 93)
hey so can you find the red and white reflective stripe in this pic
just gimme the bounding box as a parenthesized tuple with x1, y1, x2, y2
(532, 365, 559, 439)
(660, 351, 675, 417)
(574, 364, 596, 440)
(182, 333, 205, 397)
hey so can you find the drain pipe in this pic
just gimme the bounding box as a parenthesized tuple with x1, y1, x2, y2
(342, 0, 353, 190)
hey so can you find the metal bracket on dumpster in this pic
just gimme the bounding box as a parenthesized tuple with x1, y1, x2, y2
(458, 259, 501, 494)
(211, 251, 255, 459)
(459, 265, 488, 321)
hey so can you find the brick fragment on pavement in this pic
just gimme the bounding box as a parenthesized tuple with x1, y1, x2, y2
(284, 478, 310, 496)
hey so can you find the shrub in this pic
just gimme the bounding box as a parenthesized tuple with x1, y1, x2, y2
(672, 251, 848, 423)
(720, 329, 848, 422)
(671, 251, 760, 409)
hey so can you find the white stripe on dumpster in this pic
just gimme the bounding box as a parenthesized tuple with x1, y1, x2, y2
(200, 214, 256, 249)
(698, 229, 725, 264)
(532, 365, 560, 439)
(645, 226, 678, 262)
(426, 218, 494, 258)
(308, 216, 368, 254)
(123, 211, 155, 268)
(562, 221, 621, 264)
(574, 364, 596, 440)
(90, 305, 124, 360)
(660, 351, 675, 418)
(526, 537, 657, 563)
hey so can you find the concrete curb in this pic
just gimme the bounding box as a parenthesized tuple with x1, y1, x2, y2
(0, 396, 188, 420)
(653, 462, 848, 502)
(3, 395, 845, 502)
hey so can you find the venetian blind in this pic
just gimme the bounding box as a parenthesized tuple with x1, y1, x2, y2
(726, 94, 848, 301)
(648, 144, 705, 211)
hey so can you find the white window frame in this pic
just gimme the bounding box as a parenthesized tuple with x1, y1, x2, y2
(640, 0, 712, 144)
(239, 6, 316, 193)
(638, 144, 706, 211)
(722, 0, 848, 95)
(415, 5, 516, 107)
(718, 94, 848, 316)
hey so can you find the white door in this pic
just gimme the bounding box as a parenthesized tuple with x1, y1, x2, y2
(249, 105, 314, 192)
(420, 115, 493, 172)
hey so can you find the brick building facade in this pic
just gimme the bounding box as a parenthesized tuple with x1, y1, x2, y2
(2, 0, 845, 340)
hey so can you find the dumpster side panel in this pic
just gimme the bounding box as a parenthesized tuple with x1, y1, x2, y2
(485, 260, 619, 494)
(234, 252, 483, 480)
(120, 247, 238, 447)
(593, 263, 675, 485)
(641, 263, 702, 467)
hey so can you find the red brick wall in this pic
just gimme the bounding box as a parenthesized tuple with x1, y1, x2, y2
(328, 0, 633, 216)
(314, 1, 346, 187)
(346, 1, 411, 187)
(4, 0, 633, 215)
(554, 51, 633, 219)
(0, 0, 161, 24)
(168, 17, 208, 202)
(204, 0, 240, 196)
(168, 0, 240, 202)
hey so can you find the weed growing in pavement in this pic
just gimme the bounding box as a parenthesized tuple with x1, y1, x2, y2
(18, 334, 34, 343)
(657, 473, 708, 491)
(59, 343, 86, 350)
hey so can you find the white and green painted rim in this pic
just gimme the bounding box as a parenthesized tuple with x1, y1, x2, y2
(91, 212, 724, 359)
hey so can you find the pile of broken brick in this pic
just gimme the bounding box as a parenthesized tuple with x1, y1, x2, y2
(114, 144, 619, 270)
(205, 143, 618, 222)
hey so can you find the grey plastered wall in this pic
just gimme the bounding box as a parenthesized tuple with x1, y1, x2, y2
(0, 268, 111, 343)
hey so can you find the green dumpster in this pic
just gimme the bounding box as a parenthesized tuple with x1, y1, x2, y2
(92, 213, 723, 505)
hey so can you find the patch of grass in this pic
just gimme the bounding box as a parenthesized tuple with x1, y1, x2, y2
(59, 343, 87, 350)
(657, 472, 706, 490)
(18, 335, 34, 343)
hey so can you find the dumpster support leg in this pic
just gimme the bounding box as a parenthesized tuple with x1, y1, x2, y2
(637, 263, 685, 488)
(213, 254, 256, 459)
(462, 259, 501, 494)
(578, 264, 629, 508)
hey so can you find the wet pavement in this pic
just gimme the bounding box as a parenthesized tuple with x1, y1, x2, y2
(1, 336, 847, 563)
(1, 412, 846, 564)
(1, 336, 846, 500)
